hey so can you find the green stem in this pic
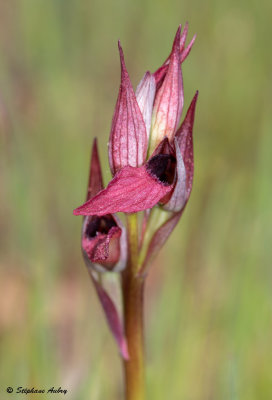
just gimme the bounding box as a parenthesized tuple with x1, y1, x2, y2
(122, 214, 145, 400)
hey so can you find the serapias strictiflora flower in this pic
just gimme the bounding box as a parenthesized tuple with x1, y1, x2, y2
(81, 139, 127, 273)
(74, 24, 198, 217)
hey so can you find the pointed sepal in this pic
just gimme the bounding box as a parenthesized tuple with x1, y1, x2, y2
(175, 91, 198, 198)
(163, 138, 187, 212)
(150, 26, 183, 152)
(87, 138, 104, 200)
(108, 42, 148, 175)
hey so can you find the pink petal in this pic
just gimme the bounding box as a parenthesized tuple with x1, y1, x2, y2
(150, 26, 183, 151)
(175, 91, 198, 197)
(163, 139, 187, 212)
(88, 270, 129, 360)
(86, 138, 104, 200)
(74, 165, 173, 216)
(108, 42, 147, 175)
(135, 71, 156, 140)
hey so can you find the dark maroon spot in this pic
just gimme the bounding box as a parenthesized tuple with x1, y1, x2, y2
(147, 154, 176, 185)
(85, 215, 117, 238)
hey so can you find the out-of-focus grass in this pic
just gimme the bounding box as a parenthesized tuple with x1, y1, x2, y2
(0, 0, 271, 399)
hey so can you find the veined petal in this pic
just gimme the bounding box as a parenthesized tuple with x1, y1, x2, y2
(86, 138, 104, 200)
(74, 165, 173, 216)
(108, 42, 147, 175)
(175, 91, 198, 197)
(163, 138, 187, 212)
(135, 71, 156, 140)
(150, 26, 183, 153)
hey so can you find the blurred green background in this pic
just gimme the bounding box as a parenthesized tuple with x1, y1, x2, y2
(0, 0, 271, 399)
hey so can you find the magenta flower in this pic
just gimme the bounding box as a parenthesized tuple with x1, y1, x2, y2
(74, 25, 197, 219)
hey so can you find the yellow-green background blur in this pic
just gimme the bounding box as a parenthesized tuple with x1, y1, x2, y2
(0, 0, 271, 399)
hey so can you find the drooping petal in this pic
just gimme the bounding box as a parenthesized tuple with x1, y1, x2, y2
(108, 42, 147, 175)
(163, 138, 187, 212)
(86, 138, 104, 200)
(175, 91, 198, 197)
(74, 165, 173, 216)
(82, 214, 127, 273)
(86, 268, 129, 360)
(135, 71, 156, 140)
(139, 210, 182, 276)
(149, 26, 183, 153)
(153, 23, 196, 87)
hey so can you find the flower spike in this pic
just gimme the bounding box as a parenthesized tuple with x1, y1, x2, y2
(108, 41, 147, 175)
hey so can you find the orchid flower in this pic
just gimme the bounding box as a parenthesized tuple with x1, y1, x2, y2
(74, 25, 197, 219)
(74, 24, 198, 400)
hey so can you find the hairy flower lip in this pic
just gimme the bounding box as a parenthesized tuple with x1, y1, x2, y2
(83, 217, 121, 268)
(85, 215, 118, 238)
(146, 154, 176, 186)
(73, 165, 173, 216)
(82, 213, 127, 273)
(83, 214, 122, 269)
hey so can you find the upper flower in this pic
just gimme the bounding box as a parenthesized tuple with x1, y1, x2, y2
(74, 24, 198, 217)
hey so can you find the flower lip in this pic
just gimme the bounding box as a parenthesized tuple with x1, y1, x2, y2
(146, 154, 176, 185)
(85, 215, 117, 238)
(82, 215, 122, 270)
